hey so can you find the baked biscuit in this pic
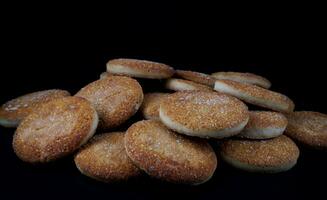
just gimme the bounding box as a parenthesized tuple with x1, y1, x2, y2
(212, 72, 271, 88)
(13, 96, 98, 163)
(221, 135, 299, 173)
(176, 70, 216, 86)
(285, 111, 327, 149)
(140, 93, 170, 120)
(75, 132, 141, 182)
(214, 80, 294, 113)
(106, 58, 174, 79)
(165, 78, 212, 92)
(125, 120, 217, 185)
(159, 91, 249, 138)
(238, 111, 288, 139)
(0, 89, 70, 127)
(75, 76, 143, 129)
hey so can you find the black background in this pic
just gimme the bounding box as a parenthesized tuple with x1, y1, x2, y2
(0, 2, 326, 200)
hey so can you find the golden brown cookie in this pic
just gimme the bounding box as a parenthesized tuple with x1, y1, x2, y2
(212, 72, 271, 89)
(159, 91, 249, 138)
(165, 78, 213, 92)
(140, 93, 170, 120)
(75, 76, 143, 129)
(13, 96, 98, 163)
(106, 58, 174, 79)
(75, 132, 141, 182)
(238, 111, 288, 139)
(176, 70, 216, 86)
(125, 120, 217, 185)
(285, 111, 327, 149)
(0, 89, 70, 127)
(214, 80, 294, 113)
(221, 135, 300, 173)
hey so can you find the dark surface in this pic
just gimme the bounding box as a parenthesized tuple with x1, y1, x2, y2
(0, 2, 326, 200)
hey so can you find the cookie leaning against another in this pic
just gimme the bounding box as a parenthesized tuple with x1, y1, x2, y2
(140, 93, 170, 120)
(214, 79, 294, 113)
(175, 70, 216, 86)
(125, 120, 217, 185)
(285, 111, 327, 150)
(13, 96, 98, 163)
(75, 76, 144, 130)
(106, 58, 175, 79)
(159, 91, 249, 138)
(238, 111, 288, 139)
(212, 72, 271, 89)
(75, 132, 142, 182)
(220, 135, 300, 173)
(165, 78, 213, 92)
(0, 89, 70, 128)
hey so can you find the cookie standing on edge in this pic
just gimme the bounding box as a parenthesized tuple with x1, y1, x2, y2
(75, 132, 141, 182)
(214, 79, 294, 113)
(212, 72, 271, 89)
(176, 70, 216, 86)
(285, 111, 327, 149)
(106, 58, 175, 79)
(125, 120, 217, 185)
(165, 78, 213, 92)
(13, 96, 98, 163)
(221, 135, 300, 173)
(0, 89, 70, 128)
(75, 76, 144, 130)
(159, 91, 249, 138)
(140, 93, 170, 120)
(238, 111, 288, 139)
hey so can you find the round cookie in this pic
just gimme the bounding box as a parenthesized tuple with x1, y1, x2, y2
(0, 89, 70, 128)
(75, 132, 141, 182)
(159, 91, 249, 138)
(165, 78, 213, 92)
(214, 79, 294, 113)
(221, 135, 300, 173)
(285, 111, 327, 149)
(106, 58, 174, 79)
(212, 72, 271, 89)
(238, 111, 288, 139)
(13, 96, 98, 163)
(75, 76, 143, 130)
(125, 120, 217, 185)
(140, 93, 170, 120)
(176, 70, 216, 86)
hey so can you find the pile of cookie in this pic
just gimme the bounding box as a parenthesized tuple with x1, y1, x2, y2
(0, 58, 326, 185)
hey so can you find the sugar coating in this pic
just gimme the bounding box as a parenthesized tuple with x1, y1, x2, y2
(140, 93, 170, 120)
(176, 70, 216, 86)
(125, 120, 217, 184)
(165, 78, 213, 92)
(0, 89, 70, 127)
(75, 76, 144, 129)
(285, 111, 327, 149)
(13, 96, 98, 163)
(160, 91, 249, 134)
(221, 135, 299, 170)
(74, 132, 141, 182)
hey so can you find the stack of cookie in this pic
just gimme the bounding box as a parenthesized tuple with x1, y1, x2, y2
(0, 58, 326, 185)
